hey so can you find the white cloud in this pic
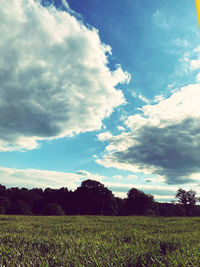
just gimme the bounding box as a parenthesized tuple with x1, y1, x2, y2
(112, 191, 126, 198)
(117, 126, 126, 131)
(0, 0, 130, 151)
(167, 83, 176, 90)
(113, 192, 175, 201)
(131, 91, 137, 98)
(185, 45, 200, 71)
(0, 167, 106, 190)
(127, 174, 137, 179)
(153, 94, 165, 103)
(113, 175, 123, 180)
(153, 195, 174, 202)
(97, 132, 113, 141)
(153, 195, 174, 199)
(76, 169, 104, 183)
(104, 181, 178, 194)
(196, 73, 200, 82)
(0, 167, 81, 190)
(131, 91, 151, 104)
(97, 84, 200, 184)
(138, 94, 150, 104)
(129, 84, 200, 128)
(145, 176, 165, 183)
(190, 59, 200, 70)
(112, 174, 137, 181)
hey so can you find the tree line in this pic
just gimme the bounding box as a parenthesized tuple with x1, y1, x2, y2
(0, 179, 199, 216)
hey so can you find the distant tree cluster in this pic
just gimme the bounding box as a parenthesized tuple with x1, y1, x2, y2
(0, 180, 199, 216)
(175, 188, 200, 216)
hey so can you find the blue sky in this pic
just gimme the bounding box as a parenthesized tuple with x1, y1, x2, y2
(0, 0, 200, 201)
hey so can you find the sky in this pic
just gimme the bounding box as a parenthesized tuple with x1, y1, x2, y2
(0, 0, 200, 202)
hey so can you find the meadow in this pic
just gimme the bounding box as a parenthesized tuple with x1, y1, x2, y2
(0, 215, 200, 266)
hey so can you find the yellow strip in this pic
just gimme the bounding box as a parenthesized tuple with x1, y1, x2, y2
(195, 0, 200, 30)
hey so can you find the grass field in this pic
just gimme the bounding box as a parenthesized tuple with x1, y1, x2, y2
(0, 215, 200, 266)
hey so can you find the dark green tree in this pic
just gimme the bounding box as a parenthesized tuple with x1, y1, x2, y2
(42, 203, 65, 215)
(0, 196, 11, 214)
(74, 179, 117, 215)
(126, 188, 155, 215)
(115, 197, 127, 216)
(175, 188, 200, 216)
(8, 199, 32, 215)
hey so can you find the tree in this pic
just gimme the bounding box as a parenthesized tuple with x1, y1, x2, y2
(156, 202, 186, 217)
(74, 179, 117, 215)
(42, 203, 65, 216)
(0, 185, 6, 197)
(115, 197, 127, 216)
(30, 188, 44, 215)
(0, 196, 11, 214)
(175, 188, 200, 216)
(126, 188, 155, 215)
(8, 199, 32, 215)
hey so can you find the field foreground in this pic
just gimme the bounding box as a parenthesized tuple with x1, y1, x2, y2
(0, 216, 200, 266)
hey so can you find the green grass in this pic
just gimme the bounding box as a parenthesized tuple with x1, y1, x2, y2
(0, 215, 200, 266)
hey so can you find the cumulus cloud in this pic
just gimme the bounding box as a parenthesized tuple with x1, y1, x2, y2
(97, 84, 200, 184)
(0, 167, 82, 190)
(196, 73, 200, 82)
(97, 132, 113, 141)
(0, 167, 105, 190)
(153, 94, 165, 103)
(0, 0, 130, 151)
(0, 166, 119, 195)
(190, 59, 200, 70)
(117, 126, 126, 131)
(181, 46, 200, 71)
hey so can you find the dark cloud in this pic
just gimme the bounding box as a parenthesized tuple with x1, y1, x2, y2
(99, 117, 200, 184)
(97, 83, 200, 185)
